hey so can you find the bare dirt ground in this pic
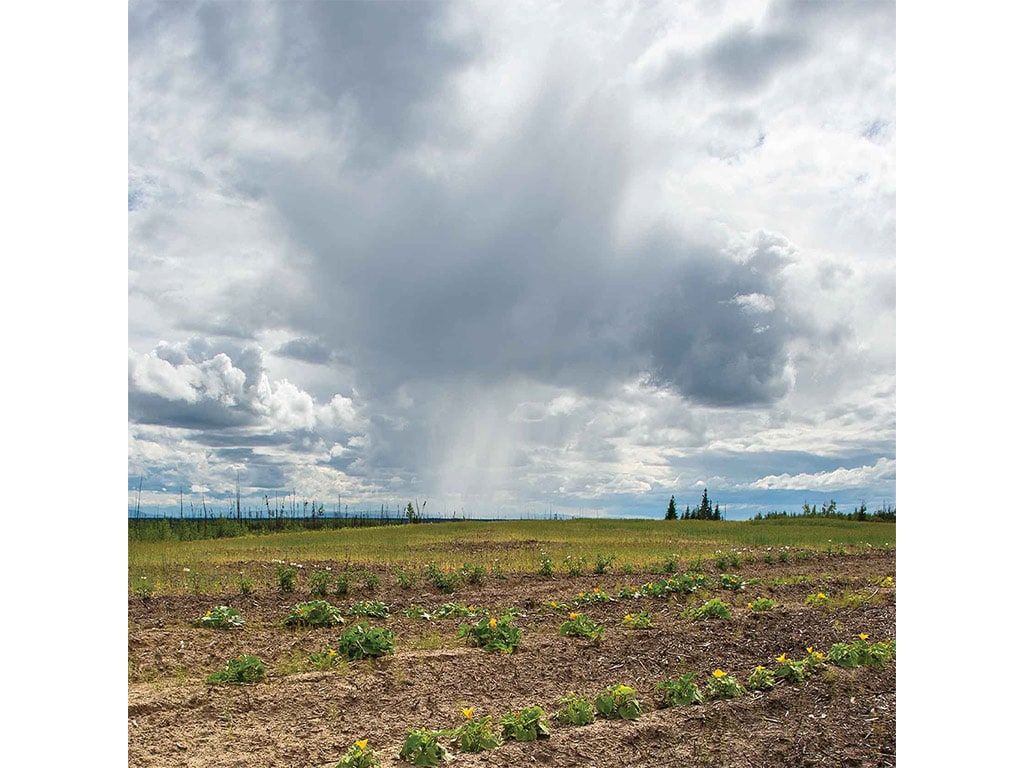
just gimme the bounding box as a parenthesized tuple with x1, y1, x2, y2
(128, 550, 895, 767)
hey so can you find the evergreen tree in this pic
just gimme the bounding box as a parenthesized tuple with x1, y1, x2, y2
(665, 495, 678, 520)
(698, 488, 712, 520)
(713, 503, 721, 521)
(683, 505, 691, 520)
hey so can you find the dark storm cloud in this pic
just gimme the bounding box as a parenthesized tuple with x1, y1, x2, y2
(701, 25, 809, 94)
(634, 231, 797, 406)
(274, 337, 333, 365)
(259, 78, 638, 397)
(128, 390, 258, 430)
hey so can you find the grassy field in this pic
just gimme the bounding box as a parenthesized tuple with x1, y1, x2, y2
(128, 517, 895, 595)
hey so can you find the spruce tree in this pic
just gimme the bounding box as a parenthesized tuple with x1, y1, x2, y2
(698, 488, 712, 520)
(665, 495, 678, 520)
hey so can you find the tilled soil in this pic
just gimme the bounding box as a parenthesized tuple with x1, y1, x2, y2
(128, 550, 896, 767)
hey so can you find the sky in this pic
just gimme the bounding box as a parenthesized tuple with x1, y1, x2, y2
(127, 0, 897, 520)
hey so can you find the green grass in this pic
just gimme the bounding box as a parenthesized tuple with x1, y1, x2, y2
(128, 518, 894, 592)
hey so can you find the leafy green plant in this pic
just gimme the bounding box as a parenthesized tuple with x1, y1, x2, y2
(348, 600, 389, 618)
(334, 571, 351, 596)
(538, 553, 554, 577)
(335, 739, 381, 768)
(435, 602, 485, 619)
(826, 634, 896, 668)
(309, 647, 346, 670)
(450, 708, 502, 752)
(564, 554, 586, 576)
(460, 563, 485, 584)
(557, 693, 595, 726)
(238, 572, 254, 596)
(805, 591, 829, 607)
(660, 553, 680, 573)
(773, 653, 808, 684)
(395, 569, 418, 589)
(706, 669, 744, 699)
(655, 673, 704, 707)
(399, 729, 452, 766)
(715, 550, 740, 571)
(457, 614, 522, 653)
(687, 597, 732, 621)
(284, 600, 344, 627)
(747, 597, 778, 612)
(559, 612, 604, 640)
(360, 570, 380, 591)
(403, 604, 434, 620)
(746, 665, 776, 691)
(573, 587, 614, 605)
(276, 565, 298, 592)
(132, 576, 154, 601)
(206, 654, 265, 685)
(499, 705, 551, 741)
(424, 563, 461, 594)
(593, 554, 615, 574)
(333, 622, 396, 661)
(594, 684, 642, 720)
(309, 569, 332, 597)
(622, 610, 653, 629)
(719, 573, 744, 591)
(195, 605, 244, 629)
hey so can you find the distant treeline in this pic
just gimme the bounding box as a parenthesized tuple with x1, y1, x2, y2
(751, 500, 896, 522)
(128, 513, 437, 542)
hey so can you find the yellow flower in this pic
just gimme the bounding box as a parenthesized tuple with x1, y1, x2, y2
(549, 601, 557, 607)
(462, 707, 474, 719)
(355, 739, 368, 751)
(489, 618, 497, 629)
(569, 612, 579, 620)
(205, 610, 212, 617)
(806, 646, 814, 654)
(624, 614, 633, 621)
(328, 648, 337, 657)
(859, 633, 869, 641)
(468, 606, 475, 612)
(593, 587, 600, 593)
(776, 653, 788, 663)
(747, 603, 753, 609)
(578, 592, 585, 598)
(713, 669, 726, 678)
(817, 592, 826, 599)
(755, 665, 765, 671)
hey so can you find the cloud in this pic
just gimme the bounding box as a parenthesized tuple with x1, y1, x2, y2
(751, 457, 896, 491)
(127, 0, 897, 517)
